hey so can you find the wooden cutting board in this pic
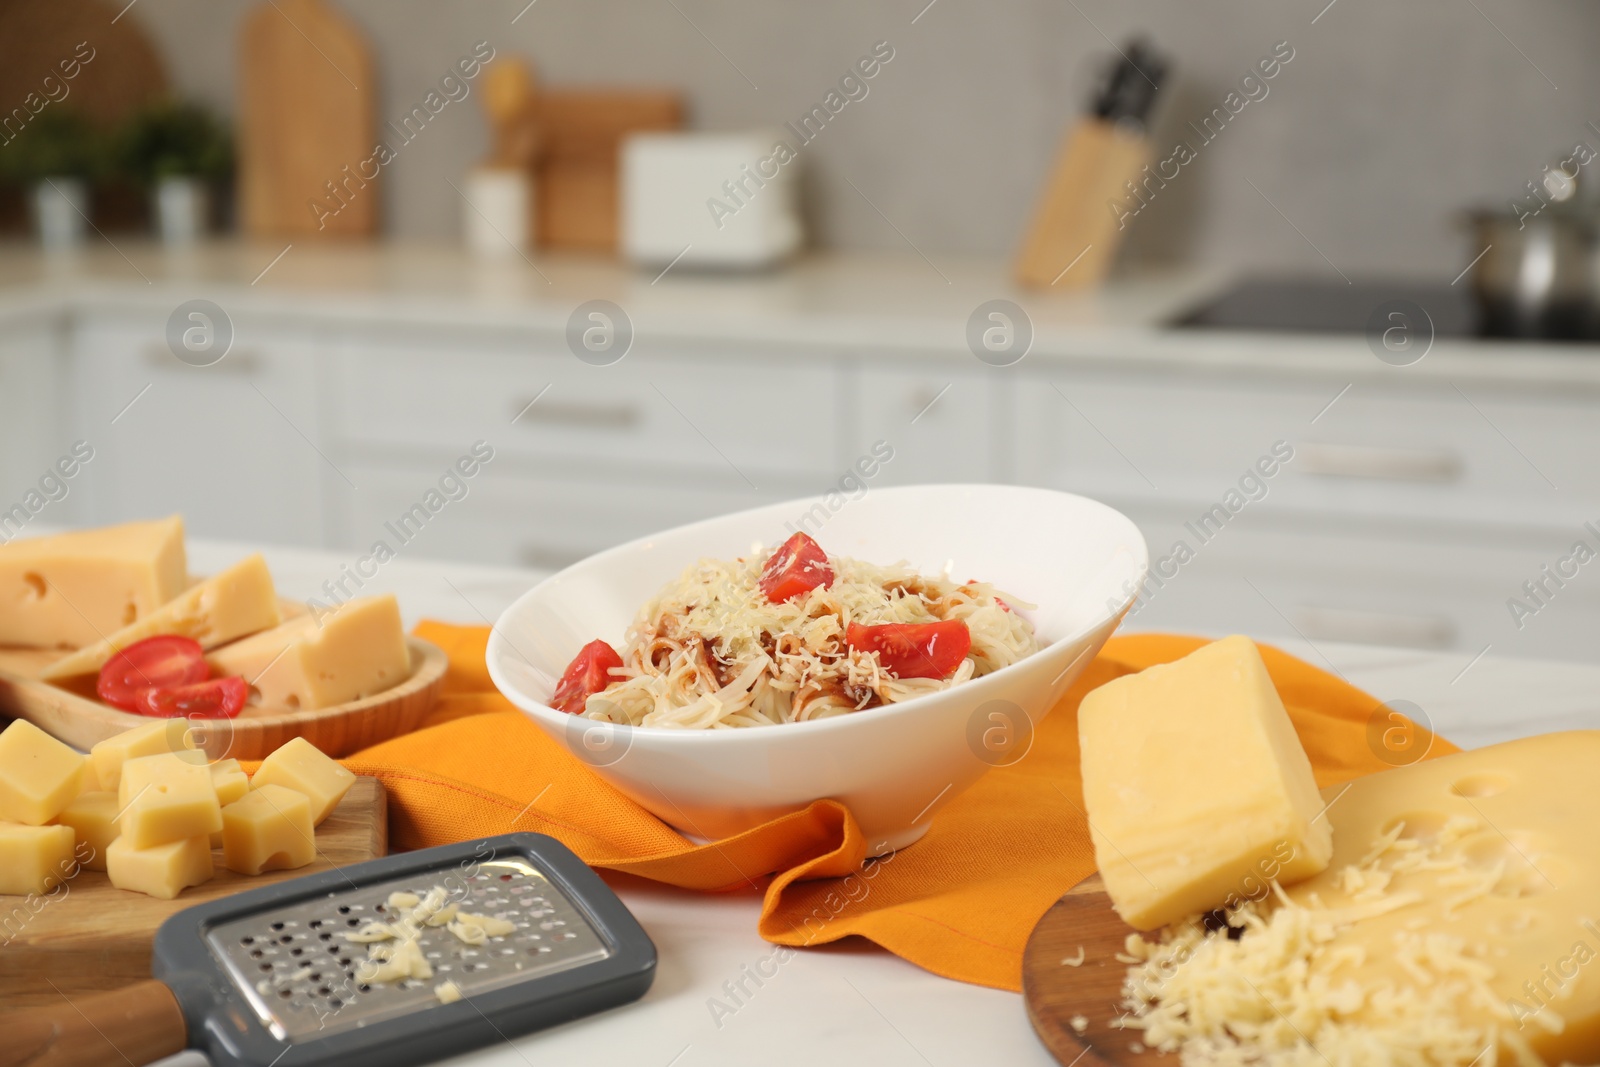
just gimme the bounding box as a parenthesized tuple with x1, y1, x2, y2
(1023, 873, 1163, 1066)
(0, 637, 447, 760)
(0, 776, 386, 1008)
(238, 0, 377, 237)
(536, 89, 682, 250)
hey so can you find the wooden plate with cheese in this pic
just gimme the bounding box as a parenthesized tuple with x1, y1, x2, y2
(0, 517, 446, 758)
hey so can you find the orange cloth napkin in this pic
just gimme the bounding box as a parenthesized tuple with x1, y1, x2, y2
(340, 622, 1457, 993)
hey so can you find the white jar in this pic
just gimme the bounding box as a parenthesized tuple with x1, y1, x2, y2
(462, 167, 534, 259)
(32, 178, 89, 249)
(155, 176, 210, 245)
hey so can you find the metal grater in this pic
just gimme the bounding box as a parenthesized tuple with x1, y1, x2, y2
(208, 856, 612, 1042)
(152, 834, 656, 1067)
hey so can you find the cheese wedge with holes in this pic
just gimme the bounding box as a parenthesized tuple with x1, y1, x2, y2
(1078, 635, 1333, 931)
(1123, 733, 1600, 1067)
(0, 719, 87, 826)
(41, 554, 280, 679)
(0, 516, 186, 648)
(207, 594, 409, 711)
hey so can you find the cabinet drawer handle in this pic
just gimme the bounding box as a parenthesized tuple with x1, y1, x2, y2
(143, 345, 259, 373)
(1289, 605, 1456, 650)
(1297, 443, 1462, 484)
(512, 399, 641, 430)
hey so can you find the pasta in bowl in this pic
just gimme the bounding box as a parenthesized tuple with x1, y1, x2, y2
(555, 534, 1042, 730)
(487, 485, 1147, 853)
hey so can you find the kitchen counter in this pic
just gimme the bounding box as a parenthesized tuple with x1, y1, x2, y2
(138, 537, 1599, 1067)
(5, 239, 1600, 390)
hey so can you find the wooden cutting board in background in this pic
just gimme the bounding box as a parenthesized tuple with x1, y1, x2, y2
(1022, 873, 1163, 1066)
(536, 89, 682, 250)
(0, 778, 386, 1009)
(238, 0, 377, 237)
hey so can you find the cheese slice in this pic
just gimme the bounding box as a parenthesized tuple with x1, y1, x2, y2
(207, 594, 410, 711)
(0, 516, 186, 648)
(1121, 732, 1600, 1067)
(41, 554, 280, 679)
(1078, 635, 1333, 930)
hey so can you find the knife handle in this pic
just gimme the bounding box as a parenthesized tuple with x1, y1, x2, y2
(0, 980, 187, 1067)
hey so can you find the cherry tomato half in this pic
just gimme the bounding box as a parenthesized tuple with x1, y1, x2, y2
(759, 532, 834, 603)
(98, 635, 210, 711)
(846, 619, 972, 680)
(551, 639, 624, 715)
(137, 676, 248, 719)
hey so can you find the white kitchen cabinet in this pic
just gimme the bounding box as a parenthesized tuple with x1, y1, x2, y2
(0, 310, 82, 532)
(1116, 503, 1600, 661)
(329, 330, 842, 486)
(333, 462, 786, 571)
(842, 360, 1007, 485)
(63, 309, 331, 547)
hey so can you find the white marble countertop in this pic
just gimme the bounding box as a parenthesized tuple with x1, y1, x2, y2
(133, 538, 1599, 1067)
(6, 239, 1600, 389)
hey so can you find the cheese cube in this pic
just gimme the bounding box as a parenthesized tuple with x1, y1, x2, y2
(221, 785, 316, 876)
(0, 516, 187, 648)
(0, 823, 76, 895)
(0, 719, 86, 825)
(42, 554, 280, 679)
(1077, 635, 1333, 930)
(208, 760, 250, 846)
(118, 753, 222, 849)
(90, 719, 197, 794)
(210, 759, 249, 805)
(55, 791, 120, 871)
(106, 834, 213, 899)
(207, 594, 409, 711)
(251, 737, 354, 825)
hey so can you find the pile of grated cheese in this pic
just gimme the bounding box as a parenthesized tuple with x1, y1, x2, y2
(1113, 815, 1567, 1067)
(584, 552, 1039, 729)
(343, 886, 517, 994)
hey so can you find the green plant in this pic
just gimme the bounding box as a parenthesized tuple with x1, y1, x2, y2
(117, 100, 232, 187)
(0, 109, 102, 185)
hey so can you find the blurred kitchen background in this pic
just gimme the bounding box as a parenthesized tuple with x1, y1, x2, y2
(4, 0, 1599, 663)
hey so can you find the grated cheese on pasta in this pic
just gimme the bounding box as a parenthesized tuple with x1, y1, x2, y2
(582, 551, 1040, 729)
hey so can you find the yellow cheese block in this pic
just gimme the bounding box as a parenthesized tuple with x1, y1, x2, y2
(207, 594, 409, 711)
(1078, 635, 1333, 930)
(55, 791, 120, 871)
(251, 737, 355, 825)
(221, 784, 316, 876)
(1291, 731, 1600, 1065)
(0, 515, 186, 648)
(0, 822, 77, 896)
(90, 719, 197, 794)
(118, 752, 222, 849)
(0, 719, 87, 826)
(106, 834, 213, 899)
(41, 554, 281, 679)
(210, 759, 249, 805)
(208, 759, 250, 846)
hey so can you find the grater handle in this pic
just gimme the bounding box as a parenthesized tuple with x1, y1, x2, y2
(0, 980, 187, 1067)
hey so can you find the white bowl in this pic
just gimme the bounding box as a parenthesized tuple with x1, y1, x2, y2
(486, 484, 1148, 854)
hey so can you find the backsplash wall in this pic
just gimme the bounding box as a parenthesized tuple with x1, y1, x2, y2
(132, 0, 1600, 279)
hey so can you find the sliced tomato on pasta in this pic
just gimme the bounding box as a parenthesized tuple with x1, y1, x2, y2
(758, 532, 834, 603)
(845, 619, 971, 679)
(551, 639, 624, 715)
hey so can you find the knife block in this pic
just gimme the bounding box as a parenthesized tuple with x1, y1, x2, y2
(1014, 118, 1151, 290)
